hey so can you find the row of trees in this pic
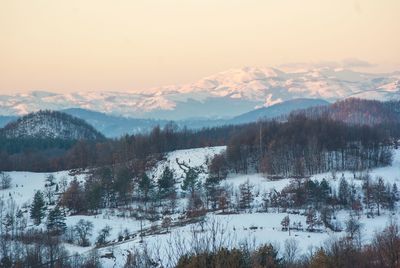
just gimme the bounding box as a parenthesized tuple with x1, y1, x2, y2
(225, 115, 393, 176)
(0, 122, 232, 172)
(1, 114, 397, 173)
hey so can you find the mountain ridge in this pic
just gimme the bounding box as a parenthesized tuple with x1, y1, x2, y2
(0, 66, 399, 120)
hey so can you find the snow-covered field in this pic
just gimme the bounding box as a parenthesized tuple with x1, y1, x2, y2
(1, 146, 400, 267)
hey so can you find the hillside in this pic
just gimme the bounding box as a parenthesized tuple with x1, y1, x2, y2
(0, 115, 17, 128)
(294, 98, 400, 126)
(0, 110, 105, 140)
(1, 146, 400, 267)
(230, 98, 329, 124)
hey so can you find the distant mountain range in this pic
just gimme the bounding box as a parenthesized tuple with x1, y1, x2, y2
(0, 66, 399, 120)
(0, 98, 328, 137)
(2, 98, 400, 140)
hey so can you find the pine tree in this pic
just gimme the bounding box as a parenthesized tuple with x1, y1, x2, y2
(3, 212, 14, 237)
(204, 176, 220, 210)
(96, 225, 112, 246)
(392, 183, 399, 202)
(30, 190, 46, 225)
(318, 179, 331, 203)
(138, 173, 154, 202)
(46, 206, 66, 235)
(306, 209, 320, 232)
(362, 178, 374, 216)
(373, 177, 388, 216)
(114, 166, 133, 204)
(338, 178, 349, 207)
(239, 180, 254, 210)
(181, 167, 200, 196)
(158, 167, 176, 199)
(15, 209, 25, 235)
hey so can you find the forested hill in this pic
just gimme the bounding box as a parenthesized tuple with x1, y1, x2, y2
(292, 98, 400, 126)
(0, 110, 105, 140)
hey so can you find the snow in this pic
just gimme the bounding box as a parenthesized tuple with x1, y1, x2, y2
(2, 146, 400, 267)
(0, 171, 80, 208)
(2, 111, 103, 140)
(0, 67, 399, 119)
(150, 146, 226, 183)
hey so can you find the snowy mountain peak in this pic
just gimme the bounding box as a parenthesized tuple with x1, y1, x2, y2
(0, 66, 399, 120)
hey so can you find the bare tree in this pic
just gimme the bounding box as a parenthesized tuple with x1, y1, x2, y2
(284, 238, 299, 266)
(0, 173, 11, 190)
(74, 219, 94, 246)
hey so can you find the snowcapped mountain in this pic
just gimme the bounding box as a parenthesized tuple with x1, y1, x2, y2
(0, 66, 399, 120)
(0, 110, 105, 140)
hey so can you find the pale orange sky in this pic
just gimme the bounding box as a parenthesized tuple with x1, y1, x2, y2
(0, 0, 399, 94)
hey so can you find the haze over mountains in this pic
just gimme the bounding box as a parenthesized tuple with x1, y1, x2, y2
(0, 66, 399, 120)
(0, 98, 328, 137)
(1, 65, 399, 137)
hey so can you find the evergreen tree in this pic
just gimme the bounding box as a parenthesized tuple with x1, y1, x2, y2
(204, 176, 221, 210)
(318, 179, 331, 203)
(46, 206, 66, 235)
(392, 183, 399, 202)
(158, 166, 176, 199)
(373, 177, 388, 216)
(338, 178, 350, 207)
(239, 180, 254, 210)
(3, 212, 14, 237)
(15, 209, 26, 235)
(362, 178, 374, 215)
(306, 209, 321, 232)
(96, 225, 112, 246)
(85, 180, 103, 212)
(305, 180, 318, 205)
(138, 173, 154, 202)
(114, 166, 133, 204)
(181, 167, 200, 196)
(30, 190, 46, 225)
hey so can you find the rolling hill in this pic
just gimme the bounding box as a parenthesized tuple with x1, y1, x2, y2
(0, 110, 105, 140)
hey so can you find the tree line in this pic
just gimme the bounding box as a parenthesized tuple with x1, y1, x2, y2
(225, 115, 393, 176)
(1, 114, 398, 173)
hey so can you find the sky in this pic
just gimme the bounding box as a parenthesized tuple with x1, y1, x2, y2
(0, 0, 399, 93)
